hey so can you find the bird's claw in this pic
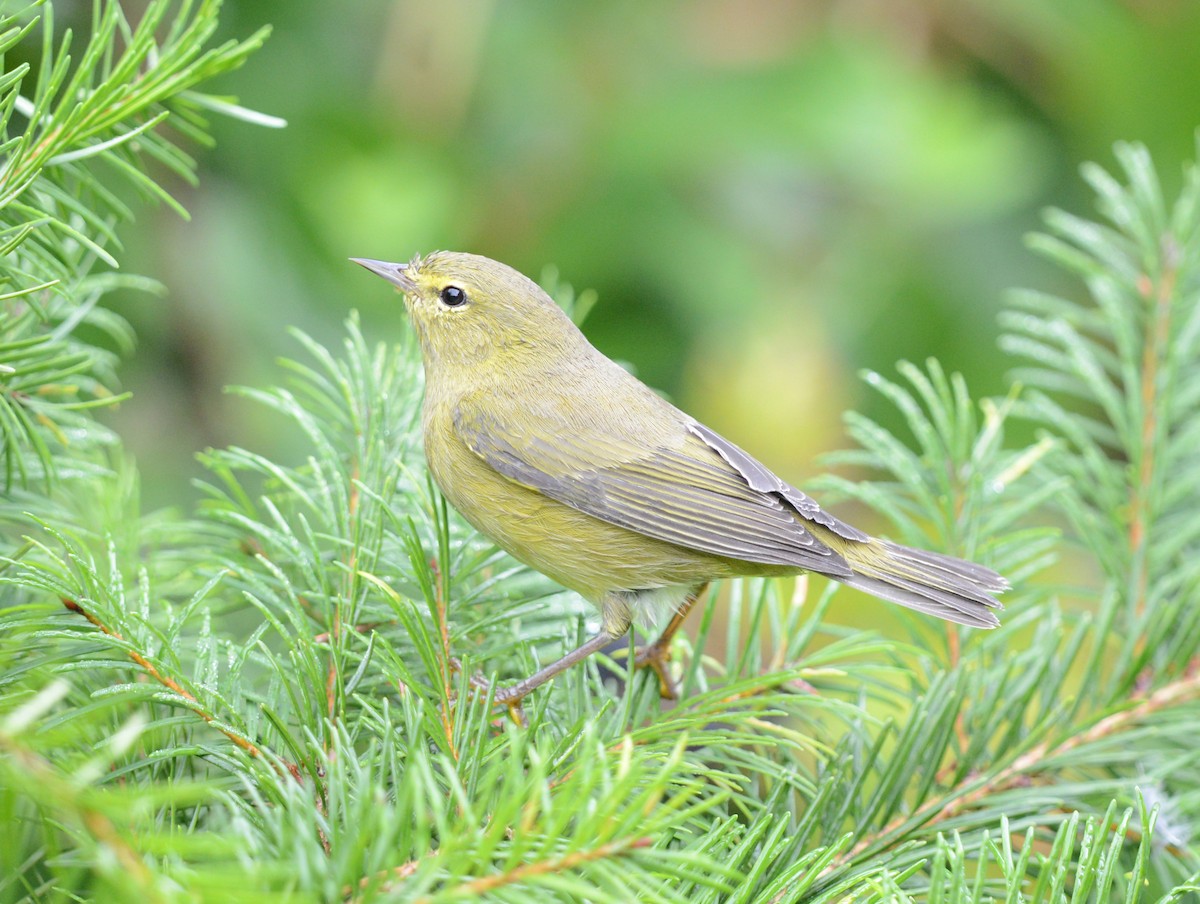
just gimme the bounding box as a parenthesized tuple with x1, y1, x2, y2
(448, 657, 528, 725)
(490, 685, 529, 727)
(633, 641, 680, 700)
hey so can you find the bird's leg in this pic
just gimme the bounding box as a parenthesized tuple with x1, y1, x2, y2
(634, 583, 709, 700)
(491, 630, 618, 722)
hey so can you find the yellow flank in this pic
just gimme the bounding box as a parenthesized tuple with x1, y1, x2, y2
(423, 397, 781, 604)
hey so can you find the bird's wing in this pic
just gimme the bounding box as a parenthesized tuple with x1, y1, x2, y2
(452, 394, 862, 575)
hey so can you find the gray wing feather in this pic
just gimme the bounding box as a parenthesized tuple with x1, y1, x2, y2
(686, 422, 870, 542)
(454, 407, 854, 575)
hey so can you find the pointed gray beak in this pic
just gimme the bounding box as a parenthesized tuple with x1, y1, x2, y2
(350, 257, 417, 293)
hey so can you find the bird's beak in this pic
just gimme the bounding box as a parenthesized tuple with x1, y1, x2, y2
(350, 257, 417, 293)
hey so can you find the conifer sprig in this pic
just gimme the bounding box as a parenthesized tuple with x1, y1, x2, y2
(0, 0, 274, 490)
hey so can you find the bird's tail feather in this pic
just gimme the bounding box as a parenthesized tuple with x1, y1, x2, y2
(837, 541, 1006, 628)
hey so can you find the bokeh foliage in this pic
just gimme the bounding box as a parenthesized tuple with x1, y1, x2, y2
(109, 0, 1200, 509)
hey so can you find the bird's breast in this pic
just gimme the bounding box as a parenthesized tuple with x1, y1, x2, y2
(421, 402, 751, 602)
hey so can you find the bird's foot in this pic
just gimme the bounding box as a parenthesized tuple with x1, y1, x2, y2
(633, 641, 680, 700)
(447, 657, 527, 726)
(490, 684, 529, 727)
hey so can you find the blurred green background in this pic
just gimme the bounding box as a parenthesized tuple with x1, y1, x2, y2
(95, 0, 1200, 510)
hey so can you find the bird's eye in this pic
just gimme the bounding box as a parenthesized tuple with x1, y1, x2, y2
(439, 285, 467, 307)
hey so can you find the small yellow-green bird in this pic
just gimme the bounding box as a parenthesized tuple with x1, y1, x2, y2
(353, 252, 1005, 708)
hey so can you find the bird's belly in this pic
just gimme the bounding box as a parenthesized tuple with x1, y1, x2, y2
(424, 427, 753, 601)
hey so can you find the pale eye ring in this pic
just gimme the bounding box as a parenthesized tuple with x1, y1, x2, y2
(439, 285, 467, 307)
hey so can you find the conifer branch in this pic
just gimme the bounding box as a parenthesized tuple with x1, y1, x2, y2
(58, 595, 303, 782)
(410, 836, 653, 901)
(829, 654, 1200, 875)
(428, 552, 460, 759)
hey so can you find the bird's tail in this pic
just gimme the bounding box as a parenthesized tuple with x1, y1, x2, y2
(835, 540, 1006, 628)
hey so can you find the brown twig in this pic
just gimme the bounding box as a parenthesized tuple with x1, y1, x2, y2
(946, 627, 972, 757)
(348, 857, 422, 897)
(428, 555, 459, 761)
(348, 837, 652, 900)
(412, 837, 651, 901)
(1130, 246, 1177, 620)
(60, 597, 303, 784)
(324, 652, 339, 726)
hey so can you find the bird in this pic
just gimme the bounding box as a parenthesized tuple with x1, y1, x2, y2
(352, 251, 1005, 710)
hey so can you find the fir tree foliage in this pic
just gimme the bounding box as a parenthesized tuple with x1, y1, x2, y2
(2, 3, 1200, 900)
(0, 0, 273, 492)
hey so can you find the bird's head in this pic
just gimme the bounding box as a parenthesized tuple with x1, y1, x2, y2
(352, 251, 582, 373)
